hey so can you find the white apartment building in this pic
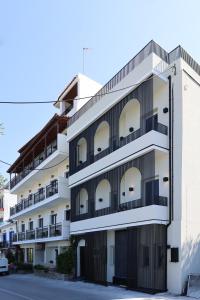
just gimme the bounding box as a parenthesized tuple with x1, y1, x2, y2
(63, 41, 200, 294)
(7, 74, 102, 266)
(0, 185, 17, 253)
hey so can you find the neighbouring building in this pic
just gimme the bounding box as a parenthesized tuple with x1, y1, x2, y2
(7, 74, 102, 266)
(0, 184, 17, 255)
(65, 41, 200, 294)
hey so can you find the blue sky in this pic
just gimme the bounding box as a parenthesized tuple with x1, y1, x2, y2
(0, 0, 200, 179)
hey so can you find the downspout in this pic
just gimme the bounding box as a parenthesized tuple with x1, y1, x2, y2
(167, 74, 173, 227)
(165, 74, 174, 291)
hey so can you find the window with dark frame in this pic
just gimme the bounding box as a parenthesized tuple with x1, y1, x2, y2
(21, 223, 25, 232)
(38, 218, 43, 228)
(29, 221, 33, 231)
(51, 214, 57, 225)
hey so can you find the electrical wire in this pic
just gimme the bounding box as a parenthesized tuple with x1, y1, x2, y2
(0, 156, 68, 171)
(0, 65, 174, 171)
(0, 66, 173, 105)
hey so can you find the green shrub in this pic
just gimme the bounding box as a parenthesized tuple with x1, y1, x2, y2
(34, 264, 49, 272)
(56, 247, 74, 275)
(5, 249, 16, 264)
(16, 263, 33, 271)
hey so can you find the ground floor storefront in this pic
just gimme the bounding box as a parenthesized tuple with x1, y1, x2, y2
(75, 224, 167, 293)
(19, 240, 70, 266)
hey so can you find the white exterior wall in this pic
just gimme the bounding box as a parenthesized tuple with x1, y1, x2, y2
(0, 189, 17, 221)
(0, 222, 16, 244)
(16, 202, 67, 231)
(167, 59, 183, 294)
(179, 60, 200, 293)
(67, 53, 165, 141)
(60, 74, 102, 117)
(15, 160, 68, 203)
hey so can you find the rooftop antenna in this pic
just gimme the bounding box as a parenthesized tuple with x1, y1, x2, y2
(82, 48, 91, 74)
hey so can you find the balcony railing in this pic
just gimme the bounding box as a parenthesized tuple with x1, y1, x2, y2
(46, 181, 58, 198)
(10, 180, 58, 216)
(49, 223, 62, 237)
(10, 140, 57, 189)
(0, 241, 11, 248)
(36, 227, 48, 239)
(18, 232, 26, 241)
(26, 230, 35, 240)
(72, 195, 168, 222)
(34, 189, 45, 204)
(12, 223, 63, 243)
(70, 119, 168, 175)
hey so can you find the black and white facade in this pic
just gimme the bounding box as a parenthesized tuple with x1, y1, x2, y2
(64, 41, 200, 294)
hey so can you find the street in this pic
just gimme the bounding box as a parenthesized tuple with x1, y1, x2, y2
(0, 274, 189, 300)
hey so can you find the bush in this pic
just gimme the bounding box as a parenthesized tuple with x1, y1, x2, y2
(56, 247, 74, 275)
(16, 263, 33, 271)
(5, 249, 15, 264)
(34, 264, 49, 272)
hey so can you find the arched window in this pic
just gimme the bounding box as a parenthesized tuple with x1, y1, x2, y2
(76, 188, 88, 215)
(120, 167, 141, 203)
(95, 179, 111, 210)
(77, 138, 87, 165)
(119, 99, 140, 139)
(94, 121, 110, 155)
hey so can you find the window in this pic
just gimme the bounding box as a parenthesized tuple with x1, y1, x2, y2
(38, 218, 43, 228)
(21, 223, 25, 232)
(29, 221, 33, 231)
(51, 214, 57, 225)
(65, 210, 71, 221)
(27, 248, 33, 263)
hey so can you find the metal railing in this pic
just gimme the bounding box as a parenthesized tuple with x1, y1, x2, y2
(49, 223, 62, 237)
(46, 181, 58, 198)
(34, 189, 45, 204)
(70, 119, 168, 175)
(10, 140, 57, 189)
(10, 180, 59, 216)
(36, 227, 48, 239)
(12, 223, 63, 243)
(72, 195, 167, 222)
(26, 230, 35, 240)
(68, 41, 169, 126)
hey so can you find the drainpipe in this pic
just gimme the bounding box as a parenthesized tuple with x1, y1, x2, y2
(165, 74, 174, 291)
(167, 75, 173, 227)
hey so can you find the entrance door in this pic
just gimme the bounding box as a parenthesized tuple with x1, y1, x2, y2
(80, 246, 85, 278)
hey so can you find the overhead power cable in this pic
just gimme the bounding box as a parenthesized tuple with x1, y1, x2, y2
(0, 156, 68, 172)
(0, 67, 173, 105)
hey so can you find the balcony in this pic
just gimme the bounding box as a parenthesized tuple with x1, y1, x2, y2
(72, 194, 167, 222)
(12, 221, 69, 244)
(70, 115, 168, 178)
(9, 133, 68, 193)
(10, 177, 69, 218)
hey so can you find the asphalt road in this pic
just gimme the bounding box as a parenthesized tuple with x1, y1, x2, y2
(0, 274, 185, 300)
(0, 274, 138, 300)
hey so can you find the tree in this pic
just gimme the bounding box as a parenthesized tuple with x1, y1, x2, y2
(0, 174, 7, 189)
(0, 123, 4, 135)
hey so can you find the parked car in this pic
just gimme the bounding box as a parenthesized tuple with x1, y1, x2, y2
(0, 258, 9, 275)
